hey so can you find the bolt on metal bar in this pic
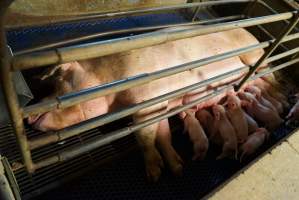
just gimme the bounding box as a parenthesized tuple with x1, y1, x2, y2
(22, 31, 299, 119)
(6, 0, 252, 30)
(32, 56, 299, 170)
(12, 12, 294, 70)
(15, 15, 243, 56)
(23, 40, 271, 119)
(29, 66, 249, 150)
(0, 0, 34, 174)
(235, 11, 299, 91)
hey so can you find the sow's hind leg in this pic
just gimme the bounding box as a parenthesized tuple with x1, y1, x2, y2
(133, 104, 168, 182)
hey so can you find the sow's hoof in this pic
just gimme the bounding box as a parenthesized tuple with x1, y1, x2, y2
(168, 150, 184, 177)
(145, 149, 164, 182)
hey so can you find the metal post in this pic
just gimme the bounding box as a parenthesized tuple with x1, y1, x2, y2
(235, 11, 299, 91)
(0, 156, 15, 200)
(0, 0, 35, 173)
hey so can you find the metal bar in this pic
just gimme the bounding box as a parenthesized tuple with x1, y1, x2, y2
(244, 0, 258, 17)
(12, 12, 294, 70)
(29, 66, 249, 150)
(235, 11, 299, 91)
(6, 0, 252, 30)
(254, 0, 299, 35)
(32, 56, 299, 169)
(253, 57, 299, 80)
(23, 40, 271, 119)
(15, 15, 243, 55)
(33, 85, 233, 168)
(192, 6, 200, 22)
(0, 156, 15, 200)
(266, 46, 299, 63)
(0, 1, 34, 173)
(28, 43, 299, 150)
(23, 31, 299, 119)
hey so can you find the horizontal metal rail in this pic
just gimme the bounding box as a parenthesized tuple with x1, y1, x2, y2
(235, 11, 299, 90)
(6, 0, 252, 30)
(28, 43, 299, 150)
(15, 15, 244, 55)
(22, 31, 299, 119)
(12, 12, 295, 70)
(31, 57, 299, 170)
(29, 66, 250, 150)
(267, 46, 299, 63)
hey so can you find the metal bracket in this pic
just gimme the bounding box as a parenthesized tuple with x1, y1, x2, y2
(235, 11, 299, 91)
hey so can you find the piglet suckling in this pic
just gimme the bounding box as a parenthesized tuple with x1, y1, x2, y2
(244, 85, 278, 114)
(196, 109, 223, 145)
(212, 104, 238, 160)
(238, 92, 283, 131)
(225, 94, 248, 143)
(239, 128, 269, 162)
(253, 79, 287, 112)
(184, 110, 209, 161)
(243, 111, 258, 134)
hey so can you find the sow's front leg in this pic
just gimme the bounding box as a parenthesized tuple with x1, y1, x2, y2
(156, 118, 184, 176)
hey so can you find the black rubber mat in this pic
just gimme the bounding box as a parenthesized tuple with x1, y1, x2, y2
(35, 118, 296, 200)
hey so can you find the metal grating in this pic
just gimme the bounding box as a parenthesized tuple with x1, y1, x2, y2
(34, 118, 296, 200)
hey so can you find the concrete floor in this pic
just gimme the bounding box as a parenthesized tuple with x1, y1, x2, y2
(208, 128, 299, 200)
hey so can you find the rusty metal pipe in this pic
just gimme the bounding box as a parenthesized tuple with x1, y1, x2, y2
(6, 0, 252, 30)
(15, 15, 243, 55)
(12, 12, 294, 70)
(0, 0, 34, 173)
(23, 40, 271, 119)
(29, 66, 250, 149)
(32, 55, 299, 169)
(235, 11, 299, 90)
(22, 30, 299, 119)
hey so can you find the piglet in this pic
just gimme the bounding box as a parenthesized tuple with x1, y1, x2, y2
(244, 85, 278, 114)
(225, 94, 248, 143)
(238, 92, 283, 131)
(239, 128, 269, 162)
(184, 110, 209, 161)
(243, 111, 258, 134)
(212, 105, 238, 160)
(286, 101, 299, 124)
(196, 109, 223, 145)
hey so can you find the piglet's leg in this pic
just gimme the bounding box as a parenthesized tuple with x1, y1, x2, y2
(156, 119, 184, 176)
(134, 115, 164, 182)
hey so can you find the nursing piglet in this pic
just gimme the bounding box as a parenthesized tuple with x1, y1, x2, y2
(184, 110, 209, 161)
(244, 85, 278, 114)
(240, 128, 269, 161)
(225, 94, 248, 143)
(238, 92, 283, 131)
(212, 105, 238, 160)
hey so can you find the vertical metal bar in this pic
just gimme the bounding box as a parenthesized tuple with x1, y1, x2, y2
(0, 156, 15, 200)
(0, 0, 35, 173)
(243, 0, 258, 17)
(235, 11, 299, 91)
(192, 6, 200, 21)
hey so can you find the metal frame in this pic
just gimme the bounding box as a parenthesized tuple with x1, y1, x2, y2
(1, 0, 299, 173)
